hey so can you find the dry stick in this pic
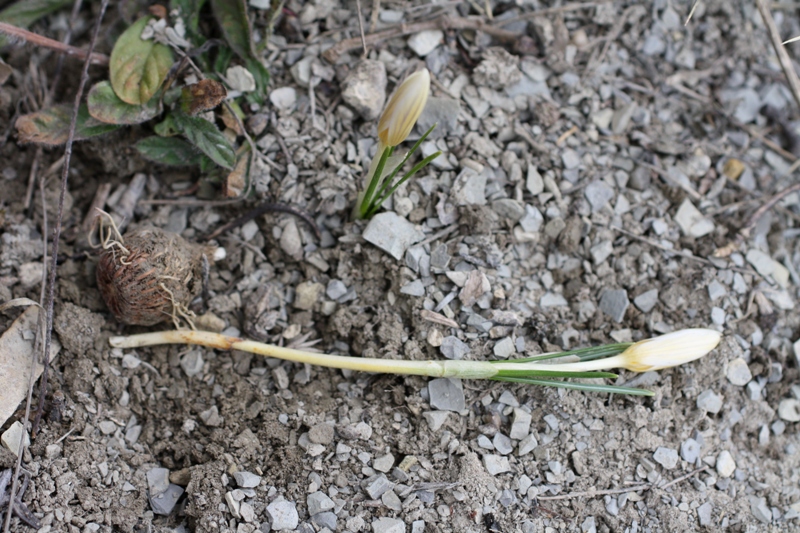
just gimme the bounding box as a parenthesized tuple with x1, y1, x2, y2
(536, 466, 709, 501)
(355, 0, 368, 57)
(48, 0, 86, 104)
(322, 15, 520, 62)
(0, 21, 109, 66)
(3, 173, 50, 533)
(22, 147, 42, 210)
(369, 0, 380, 32)
(32, 0, 111, 437)
(756, 0, 800, 111)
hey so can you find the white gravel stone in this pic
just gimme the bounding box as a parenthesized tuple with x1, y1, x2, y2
(307, 491, 335, 515)
(233, 471, 261, 488)
(680, 438, 701, 463)
(673, 199, 713, 238)
(400, 279, 425, 297)
(519, 205, 544, 233)
(493, 337, 515, 358)
(585, 181, 614, 212)
(716, 450, 736, 478)
(407, 30, 443, 57)
(518, 433, 538, 456)
(180, 350, 204, 377)
(1, 421, 29, 457)
(372, 517, 406, 533)
(697, 502, 713, 526)
(599, 288, 629, 323)
(726, 358, 752, 386)
(707, 280, 727, 301)
(422, 411, 449, 431)
(269, 87, 297, 111)
(749, 496, 772, 524)
(483, 454, 512, 475)
(326, 279, 348, 300)
(526, 165, 543, 195)
(146, 468, 170, 496)
(493, 433, 513, 455)
(340, 59, 387, 121)
(440, 336, 469, 360)
(510, 408, 532, 440)
(590, 240, 613, 264)
(696, 389, 723, 414)
(653, 447, 679, 469)
(266, 500, 299, 530)
(710, 307, 726, 325)
(746, 249, 790, 288)
(373, 453, 395, 473)
(428, 378, 465, 412)
(363, 212, 425, 260)
(778, 398, 800, 422)
(633, 289, 659, 313)
(150, 484, 184, 515)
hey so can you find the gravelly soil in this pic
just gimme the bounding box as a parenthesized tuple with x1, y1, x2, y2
(2, 0, 800, 532)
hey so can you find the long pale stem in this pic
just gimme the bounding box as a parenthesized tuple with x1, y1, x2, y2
(110, 330, 499, 378)
(491, 355, 627, 374)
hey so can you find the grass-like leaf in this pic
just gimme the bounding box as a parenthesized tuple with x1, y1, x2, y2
(173, 111, 236, 169)
(136, 136, 204, 166)
(493, 376, 654, 396)
(498, 343, 633, 364)
(109, 16, 174, 105)
(87, 81, 162, 125)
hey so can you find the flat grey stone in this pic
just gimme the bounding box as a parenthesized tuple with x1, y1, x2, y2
(1, 421, 30, 458)
(697, 502, 713, 527)
(526, 165, 543, 195)
(493, 337, 516, 358)
(400, 279, 425, 297)
(510, 408, 532, 440)
(726, 358, 752, 386)
(653, 447, 679, 469)
(373, 453, 394, 473)
(585, 181, 614, 212)
(493, 433, 513, 455)
(634, 289, 659, 313)
(233, 471, 261, 488)
(612, 102, 636, 133)
(519, 205, 544, 233)
(341, 59, 387, 121)
(778, 399, 800, 422)
(518, 433, 538, 456)
(407, 29, 443, 57)
(266, 500, 299, 531)
(452, 168, 487, 206)
(146, 468, 170, 496)
(562, 149, 581, 170)
(422, 411, 449, 431)
(428, 378, 465, 412)
(749, 496, 772, 524)
(696, 389, 723, 414)
(307, 491, 335, 515)
(707, 280, 727, 301)
(492, 199, 525, 221)
(269, 87, 296, 110)
(199, 405, 223, 427)
(150, 484, 184, 516)
(180, 350, 204, 377)
(308, 422, 335, 445)
(440, 336, 469, 360)
(363, 212, 424, 260)
(581, 516, 597, 533)
(680, 438, 701, 463)
(381, 489, 402, 511)
(326, 279, 348, 300)
(312, 511, 337, 530)
(416, 97, 459, 138)
(590, 240, 613, 264)
(498, 390, 518, 406)
(746, 249, 790, 288)
(716, 450, 736, 478)
(483, 454, 512, 475)
(599, 289, 629, 323)
(372, 517, 406, 533)
(675, 199, 714, 238)
(363, 474, 394, 499)
(540, 292, 568, 307)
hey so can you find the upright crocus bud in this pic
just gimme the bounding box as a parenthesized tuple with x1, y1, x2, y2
(617, 329, 722, 372)
(377, 69, 430, 147)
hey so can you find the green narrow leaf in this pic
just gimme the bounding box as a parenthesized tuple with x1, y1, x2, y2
(0, 0, 72, 47)
(87, 81, 162, 125)
(210, 0, 269, 97)
(492, 377, 654, 396)
(15, 105, 120, 145)
(109, 16, 174, 105)
(136, 136, 204, 166)
(173, 111, 236, 169)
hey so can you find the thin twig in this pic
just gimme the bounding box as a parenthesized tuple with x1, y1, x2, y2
(48, 0, 85, 104)
(32, 0, 110, 437)
(355, 0, 368, 57)
(756, 0, 800, 110)
(684, 0, 701, 26)
(369, 0, 381, 32)
(0, 21, 109, 66)
(536, 466, 709, 501)
(204, 202, 321, 242)
(22, 147, 42, 211)
(491, 0, 611, 26)
(322, 15, 520, 62)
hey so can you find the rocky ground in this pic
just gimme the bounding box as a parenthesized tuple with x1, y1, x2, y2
(2, 0, 800, 531)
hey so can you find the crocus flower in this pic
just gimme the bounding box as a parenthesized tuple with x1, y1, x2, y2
(377, 69, 430, 147)
(615, 329, 722, 372)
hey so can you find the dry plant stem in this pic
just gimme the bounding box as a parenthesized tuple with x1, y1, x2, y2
(756, 0, 800, 110)
(322, 15, 520, 62)
(490, 0, 611, 26)
(48, 0, 85, 104)
(369, 0, 380, 32)
(0, 22, 109, 66)
(33, 0, 110, 438)
(3, 173, 49, 533)
(22, 147, 42, 211)
(355, 0, 367, 56)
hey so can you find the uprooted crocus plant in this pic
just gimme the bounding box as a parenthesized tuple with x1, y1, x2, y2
(109, 328, 722, 396)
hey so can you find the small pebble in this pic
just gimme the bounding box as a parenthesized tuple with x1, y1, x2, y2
(266, 500, 299, 531)
(696, 389, 723, 414)
(653, 447, 679, 469)
(778, 398, 800, 422)
(428, 378, 465, 412)
(440, 336, 470, 359)
(680, 438, 701, 463)
(407, 30, 443, 57)
(146, 468, 170, 496)
(716, 450, 736, 478)
(726, 358, 752, 386)
(307, 492, 335, 515)
(233, 471, 261, 488)
(483, 454, 512, 475)
(363, 212, 425, 260)
(599, 289, 629, 323)
(372, 517, 406, 533)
